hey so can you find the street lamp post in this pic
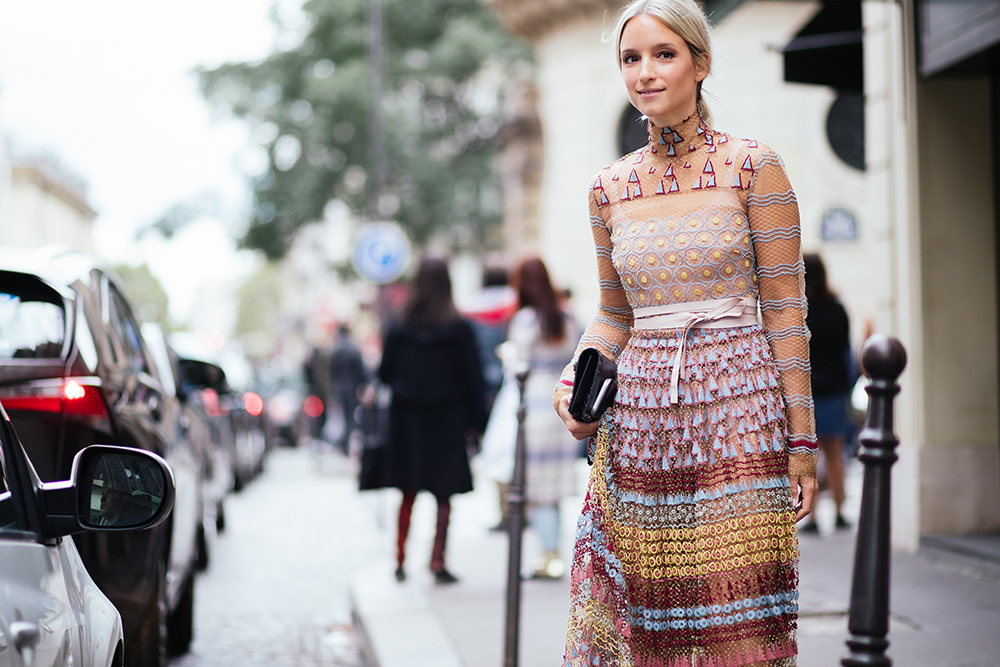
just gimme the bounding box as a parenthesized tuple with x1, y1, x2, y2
(842, 334, 907, 667)
(367, 0, 387, 218)
(503, 366, 530, 667)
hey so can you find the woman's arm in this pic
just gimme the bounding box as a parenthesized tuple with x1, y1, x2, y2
(459, 321, 489, 433)
(508, 307, 539, 370)
(746, 148, 818, 482)
(553, 175, 633, 436)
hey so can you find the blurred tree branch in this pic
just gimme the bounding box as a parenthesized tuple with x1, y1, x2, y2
(137, 192, 221, 240)
(198, 0, 531, 261)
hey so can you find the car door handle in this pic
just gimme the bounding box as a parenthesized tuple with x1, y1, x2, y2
(10, 620, 40, 663)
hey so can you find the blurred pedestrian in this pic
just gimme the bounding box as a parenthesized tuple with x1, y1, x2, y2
(801, 253, 852, 532)
(303, 332, 334, 443)
(461, 264, 518, 415)
(378, 257, 488, 584)
(553, 1, 817, 664)
(460, 263, 519, 533)
(329, 324, 368, 455)
(507, 257, 581, 579)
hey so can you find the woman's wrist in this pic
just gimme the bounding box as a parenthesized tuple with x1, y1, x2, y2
(788, 451, 818, 478)
(553, 380, 573, 412)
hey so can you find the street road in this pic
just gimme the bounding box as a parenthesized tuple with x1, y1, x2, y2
(170, 445, 385, 667)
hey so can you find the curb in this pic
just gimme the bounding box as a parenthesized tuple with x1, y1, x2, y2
(351, 561, 463, 667)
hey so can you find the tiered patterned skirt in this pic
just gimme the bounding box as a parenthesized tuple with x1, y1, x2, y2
(564, 325, 800, 667)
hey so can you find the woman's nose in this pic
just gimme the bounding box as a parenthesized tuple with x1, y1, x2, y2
(639, 57, 653, 81)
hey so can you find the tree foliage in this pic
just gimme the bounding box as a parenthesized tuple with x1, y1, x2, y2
(234, 262, 283, 340)
(199, 0, 529, 260)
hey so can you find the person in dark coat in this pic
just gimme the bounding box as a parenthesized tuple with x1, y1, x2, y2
(329, 324, 368, 455)
(378, 257, 487, 584)
(303, 341, 333, 442)
(801, 253, 852, 532)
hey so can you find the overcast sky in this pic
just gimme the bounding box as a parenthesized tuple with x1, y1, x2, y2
(0, 0, 303, 324)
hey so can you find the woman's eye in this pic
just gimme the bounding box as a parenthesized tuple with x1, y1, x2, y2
(658, 51, 675, 59)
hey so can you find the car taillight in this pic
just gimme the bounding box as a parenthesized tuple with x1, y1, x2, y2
(0, 383, 62, 413)
(203, 388, 220, 417)
(303, 395, 324, 418)
(0, 377, 108, 418)
(244, 391, 264, 416)
(61, 379, 108, 416)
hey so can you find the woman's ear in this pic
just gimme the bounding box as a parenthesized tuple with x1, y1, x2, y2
(695, 54, 711, 83)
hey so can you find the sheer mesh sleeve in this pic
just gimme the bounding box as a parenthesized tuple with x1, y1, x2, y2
(747, 149, 817, 477)
(552, 174, 634, 410)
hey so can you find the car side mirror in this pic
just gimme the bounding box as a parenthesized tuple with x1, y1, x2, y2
(41, 445, 175, 537)
(177, 359, 230, 399)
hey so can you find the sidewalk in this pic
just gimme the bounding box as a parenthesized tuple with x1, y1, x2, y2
(350, 458, 1000, 667)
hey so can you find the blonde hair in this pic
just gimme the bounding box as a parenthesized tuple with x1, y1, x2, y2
(606, 0, 713, 126)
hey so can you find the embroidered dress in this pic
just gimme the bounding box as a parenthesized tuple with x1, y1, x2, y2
(554, 115, 817, 667)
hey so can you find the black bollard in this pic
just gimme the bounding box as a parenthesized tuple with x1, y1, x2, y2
(842, 334, 907, 667)
(503, 367, 530, 667)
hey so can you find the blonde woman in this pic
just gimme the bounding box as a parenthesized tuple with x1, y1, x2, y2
(554, 1, 818, 664)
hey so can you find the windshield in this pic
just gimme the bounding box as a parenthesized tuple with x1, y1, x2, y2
(0, 286, 65, 360)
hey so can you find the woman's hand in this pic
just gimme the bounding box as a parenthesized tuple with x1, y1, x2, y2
(789, 475, 819, 522)
(358, 384, 377, 407)
(557, 394, 601, 441)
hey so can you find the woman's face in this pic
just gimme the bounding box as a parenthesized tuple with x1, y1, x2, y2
(619, 14, 707, 129)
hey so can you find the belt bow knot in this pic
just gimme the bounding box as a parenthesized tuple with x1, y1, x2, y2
(632, 296, 758, 405)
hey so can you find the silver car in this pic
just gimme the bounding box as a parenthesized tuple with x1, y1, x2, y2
(0, 403, 174, 667)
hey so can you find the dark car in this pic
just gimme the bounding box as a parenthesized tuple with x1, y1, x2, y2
(0, 247, 203, 666)
(0, 399, 175, 667)
(170, 332, 267, 491)
(256, 361, 310, 450)
(142, 322, 222, 565)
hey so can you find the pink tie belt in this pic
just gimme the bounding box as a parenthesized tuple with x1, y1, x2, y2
(632, 296, 759, 405)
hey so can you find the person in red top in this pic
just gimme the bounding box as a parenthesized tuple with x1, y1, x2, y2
(461, 265, 519, 414)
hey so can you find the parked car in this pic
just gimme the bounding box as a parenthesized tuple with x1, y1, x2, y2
(170, 333, 267, 491)
(257, 362, 310, 450)
(142, 322, 223, 565)
(0, 400, 175, 667)
(0, 247, 202, 665)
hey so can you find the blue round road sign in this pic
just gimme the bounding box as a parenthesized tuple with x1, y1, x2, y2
(353, 222, 411, 284)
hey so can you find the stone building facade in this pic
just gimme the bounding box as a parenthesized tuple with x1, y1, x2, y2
(491, 0, 1000, 547)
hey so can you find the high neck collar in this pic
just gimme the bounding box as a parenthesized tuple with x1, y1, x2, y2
(647, 114, 713, 156)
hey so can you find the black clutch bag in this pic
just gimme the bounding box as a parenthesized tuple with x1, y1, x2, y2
(568, 348, 618, 423)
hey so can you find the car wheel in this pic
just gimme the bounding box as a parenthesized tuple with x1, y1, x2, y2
(196, 522, 210, 571)
(216, 500, 226, 533)
(167, 574, 195, 656)
(129, 560, 167, 667)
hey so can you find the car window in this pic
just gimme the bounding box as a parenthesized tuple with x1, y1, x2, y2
(108, 287, 150, 375)
(0, 290, 65, 360)
(75, 299, 99, 369)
